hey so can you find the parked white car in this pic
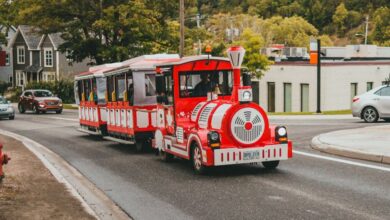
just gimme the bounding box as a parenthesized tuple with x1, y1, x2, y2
(0, 96, 15, 120)
(352, 85, 390, 123)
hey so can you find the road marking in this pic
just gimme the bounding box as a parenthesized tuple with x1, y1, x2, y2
(48, 116, 78, 122)
(294, 150, 390, 172)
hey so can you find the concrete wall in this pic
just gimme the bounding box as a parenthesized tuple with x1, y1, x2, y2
(255, 62, 390, 112)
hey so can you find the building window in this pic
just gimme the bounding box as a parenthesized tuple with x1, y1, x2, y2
(65, 51, 73, 62)
(44, 48, 53, 67)
(301, 84, 309, 112)
(16, 71, 24, 86)
(17, 46, 25, 64)
(5, 53, 9, 66)
(351, 83, 358, 104)
(367, 82, 373, 91)
(267, 82, 275, 112)
(283, 83, 292, 112)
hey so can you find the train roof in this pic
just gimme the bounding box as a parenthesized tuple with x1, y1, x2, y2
(156, 55, 230, 67)
(75, 54, 179, 80)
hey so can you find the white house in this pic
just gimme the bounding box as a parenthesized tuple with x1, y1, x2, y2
(254, 45, 390, 112)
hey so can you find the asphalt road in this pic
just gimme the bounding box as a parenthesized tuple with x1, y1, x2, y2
(1, 110, 390, 220)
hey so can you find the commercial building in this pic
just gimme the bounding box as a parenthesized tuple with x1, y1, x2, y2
(253, 45, 390, 112)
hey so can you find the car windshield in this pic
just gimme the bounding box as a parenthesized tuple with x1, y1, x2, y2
(34, 90, 53, 97)
(0, 97, 7, 104)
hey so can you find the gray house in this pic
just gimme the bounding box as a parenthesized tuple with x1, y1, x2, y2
(9, 25, 90, 87)
(0, 26, 17, 83)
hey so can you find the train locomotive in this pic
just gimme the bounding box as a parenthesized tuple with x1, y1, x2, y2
(153, 46, 292, 174)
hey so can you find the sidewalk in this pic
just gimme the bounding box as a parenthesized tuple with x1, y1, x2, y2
(311, 125, 390, 164)
(0, 134, 95, 219)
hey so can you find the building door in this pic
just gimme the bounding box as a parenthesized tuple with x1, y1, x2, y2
(284, 83, 292, 112)
(267, 82, 275, 112)
(351, 83, 358, 105)
(252, 81, 260, 105)
(301, 84, 309, 112)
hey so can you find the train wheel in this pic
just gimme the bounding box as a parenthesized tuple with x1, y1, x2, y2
(160, 150, 173, 162)
(262, 161, 279, 169)
(191, 143, 206, 175)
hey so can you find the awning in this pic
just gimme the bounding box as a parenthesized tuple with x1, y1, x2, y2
(24, 65, 43, 73)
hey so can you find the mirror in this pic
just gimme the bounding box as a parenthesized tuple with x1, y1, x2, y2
(242, 72, 252, 86)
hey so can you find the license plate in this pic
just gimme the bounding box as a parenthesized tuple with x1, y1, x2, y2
(243, 151, 260, 160)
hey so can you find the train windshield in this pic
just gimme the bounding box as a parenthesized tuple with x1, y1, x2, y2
(179, 70, 233, 98)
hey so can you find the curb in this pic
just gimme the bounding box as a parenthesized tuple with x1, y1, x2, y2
(0, 129, 131, 220)
(311, 135, 390, 165)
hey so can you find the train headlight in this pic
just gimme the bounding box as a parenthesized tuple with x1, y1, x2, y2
(207, 131, 220, 148)
(275, 126, 288, 143)
(238, 89, 252, 102)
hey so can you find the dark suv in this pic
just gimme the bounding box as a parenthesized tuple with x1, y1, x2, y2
(18, 90, 63, 114)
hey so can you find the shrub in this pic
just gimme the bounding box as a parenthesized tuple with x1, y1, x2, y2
(0, 80, 11, 95)
(25, 80, 75, 103)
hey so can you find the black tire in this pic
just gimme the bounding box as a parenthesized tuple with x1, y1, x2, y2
(191, 143, 207, 175)
(160, 150, 173, 162)
(262, 160, 280, 169)
(18, 104, 25, 113)
(56, 110, 62, 114)
(135, 141, 144, 152)
(9, 116, 15, 120)
(32, 105, 40, 114)
(362, 107, 379, 123)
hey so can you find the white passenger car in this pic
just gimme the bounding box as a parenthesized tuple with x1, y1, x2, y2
(352, 85, 390, 123)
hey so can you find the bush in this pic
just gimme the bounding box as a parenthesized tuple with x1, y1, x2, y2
(25, 80, 75, 103)
(4, 87, 22, 102)
(0, 80, 11, 95)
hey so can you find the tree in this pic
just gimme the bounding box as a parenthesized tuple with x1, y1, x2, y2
(333, 3, 349, 36)
(234, 29, 273, 78)
(371, 7, 390, 46)
(16, 0, 176, 64)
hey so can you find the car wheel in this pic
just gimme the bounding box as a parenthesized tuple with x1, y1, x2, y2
(362, 107, 379, 123)
(262, 161, 280, 169)
(160, 149, 173, 162)
(191, 143, 207, 175)
(18, 104, 25, 113)
(55, 110, 62, 114)
(9, 116, 15, 120)
(32, 105, 40, 114)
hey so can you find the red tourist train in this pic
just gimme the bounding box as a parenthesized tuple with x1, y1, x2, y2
(75, 47, 293, 173)
(75, 54, 179, 151)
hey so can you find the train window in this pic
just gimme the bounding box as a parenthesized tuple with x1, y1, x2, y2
(165, 73, 174, 105)
(115, 75, 126, 101)
(107, 76, 114, 102)
(179, 70, 232, 98)
(145, 74, 156, 96)
(96, 77, 107, 104)
(127, 72, 134, 105)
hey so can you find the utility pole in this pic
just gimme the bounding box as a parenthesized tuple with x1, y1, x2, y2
(196, 13, 201, 55)
(179, 0, 185, 57)
(316, 39, 321, 114)
(364, 15, 369, 45)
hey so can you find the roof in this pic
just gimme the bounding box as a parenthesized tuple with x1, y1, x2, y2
(156, 55, 230, 67)
(18, 25, 42, 50)
(75, 54, 180, 80)
(24, 65, 43, 73)
(48, 33, 65, 50)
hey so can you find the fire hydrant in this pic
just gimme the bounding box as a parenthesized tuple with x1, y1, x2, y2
(0, 143, 11, 181)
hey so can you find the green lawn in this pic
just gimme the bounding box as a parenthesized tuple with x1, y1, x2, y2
(63, 104, 78, 110)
